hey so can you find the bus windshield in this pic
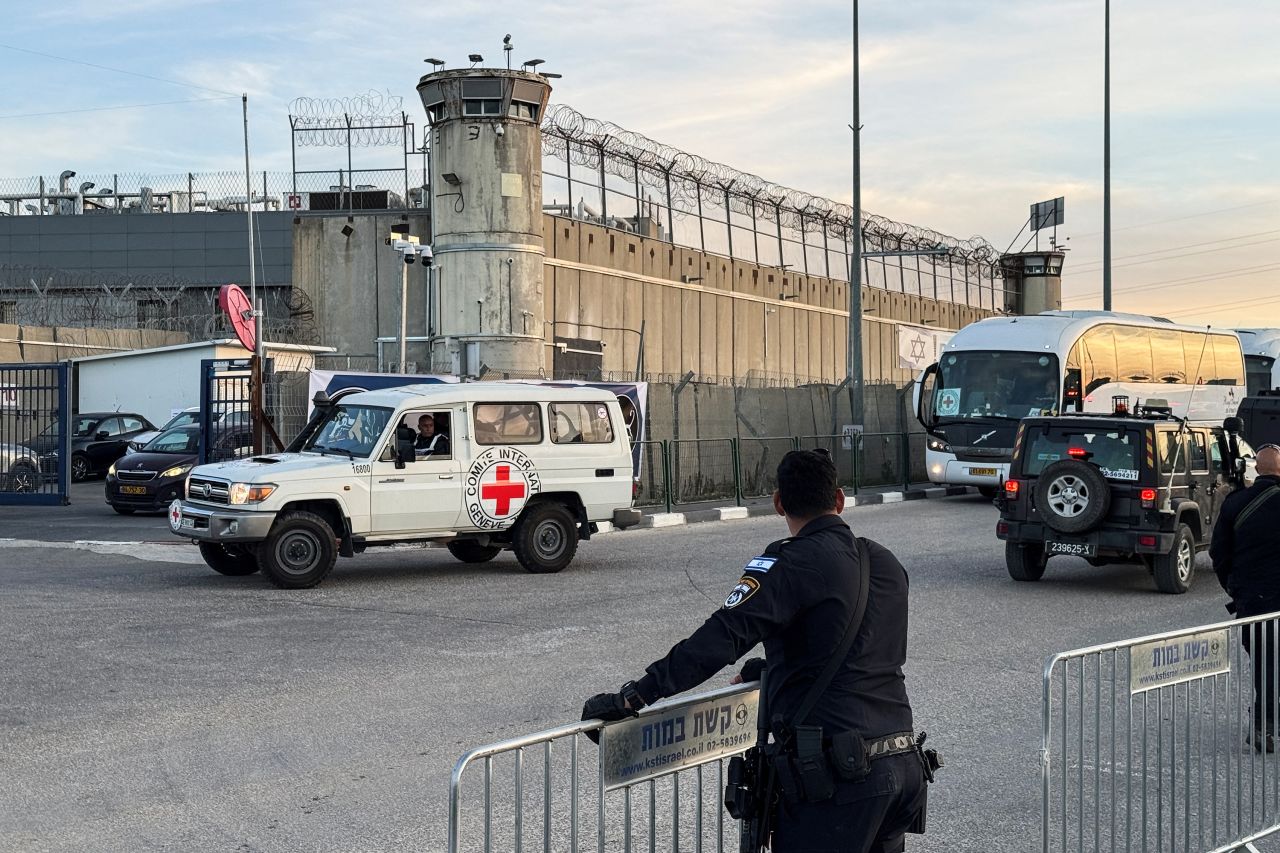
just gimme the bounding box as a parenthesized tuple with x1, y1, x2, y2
(935, 351, 1060, 420)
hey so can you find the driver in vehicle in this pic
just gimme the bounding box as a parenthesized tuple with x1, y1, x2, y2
(415, 414, 450, 457)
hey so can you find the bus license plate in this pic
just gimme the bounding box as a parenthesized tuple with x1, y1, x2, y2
(1048, 540, 1095, 558)
(968, 467, 997, 477)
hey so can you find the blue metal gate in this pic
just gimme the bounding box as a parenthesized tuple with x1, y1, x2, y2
(197, 357, 287, 465)
(0, 362, 71, 505)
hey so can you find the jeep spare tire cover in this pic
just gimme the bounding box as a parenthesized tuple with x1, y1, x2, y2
(1034, 459, 1110, 534)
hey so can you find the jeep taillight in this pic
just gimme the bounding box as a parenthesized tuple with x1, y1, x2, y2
(1004, 479, 1019, 499)
(1140, 487, 1157, 509)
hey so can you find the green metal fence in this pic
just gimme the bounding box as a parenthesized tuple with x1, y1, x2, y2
(632, 430, 931, 508)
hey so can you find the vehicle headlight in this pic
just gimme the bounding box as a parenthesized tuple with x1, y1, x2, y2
(927, 437, 951, 453)
(159, 463, 192, 479)
(107, 461, 117, 476)
(228, 482, 276, 505)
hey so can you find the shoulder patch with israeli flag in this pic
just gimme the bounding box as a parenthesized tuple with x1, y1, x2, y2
(744, 556, 777, 574)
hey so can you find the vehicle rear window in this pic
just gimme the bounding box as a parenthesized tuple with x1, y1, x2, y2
(1023, 426, 1141, 481)
(549, 402, 614, 444)
(473, 403, 543, 445)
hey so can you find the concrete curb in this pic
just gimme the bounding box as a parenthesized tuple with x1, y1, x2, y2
(629, 486, 976, 532)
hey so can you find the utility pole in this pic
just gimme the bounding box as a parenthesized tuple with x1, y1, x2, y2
(848, 0, 865, 425)
(1102, 0, 1112, 310)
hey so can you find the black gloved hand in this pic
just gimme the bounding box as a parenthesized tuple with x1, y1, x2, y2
(737, 657, 765, 684)
(581, 691, 638, 744)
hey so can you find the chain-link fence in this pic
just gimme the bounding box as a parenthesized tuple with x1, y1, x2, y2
(0, 169, 428, 216)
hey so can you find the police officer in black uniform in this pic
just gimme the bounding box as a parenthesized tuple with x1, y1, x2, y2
(1211, 444, 1280, 751)
(582, 449, 926, 852)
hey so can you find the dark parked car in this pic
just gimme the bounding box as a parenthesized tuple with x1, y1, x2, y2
(34, 412, 157, 482)
(106, 424, 252, 514)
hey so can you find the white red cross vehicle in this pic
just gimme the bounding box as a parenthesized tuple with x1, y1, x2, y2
(168, 383, 642, 588)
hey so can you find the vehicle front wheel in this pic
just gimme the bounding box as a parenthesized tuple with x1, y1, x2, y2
(4, 461, 38, 493)
(198, 542, 260, 576)
(1152, 524, 1196, 594)
(71, 453, 91, 482)
(258, 511, 338, 588)
(512, 502, 579, 574)
(1006, 541, 1047, 582)
(447, 540, 502, 563)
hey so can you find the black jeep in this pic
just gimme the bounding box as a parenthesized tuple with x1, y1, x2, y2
(997, 400, 1254, 593)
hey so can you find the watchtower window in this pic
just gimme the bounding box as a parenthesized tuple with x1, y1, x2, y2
(463, 99, 501, 116)
(508, 101, 540, 120)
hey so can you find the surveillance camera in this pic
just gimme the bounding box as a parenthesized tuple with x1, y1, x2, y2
(494, 124, 505, 137)
(421, 245, 434, 266)
(404, 252, 417, 265)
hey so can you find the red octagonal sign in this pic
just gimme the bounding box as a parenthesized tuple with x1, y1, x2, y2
(218, 284, 256, 352)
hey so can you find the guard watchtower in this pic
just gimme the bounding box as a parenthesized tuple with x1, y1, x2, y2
(417, 61, 553, 377)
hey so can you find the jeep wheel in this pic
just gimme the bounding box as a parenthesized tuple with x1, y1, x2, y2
(1035, 460, 1110, 534)
(1153, 524, 1196, 594)
(512, 502, 578, 574)
(447, 540, 502, 564)
(1006, 541, 1047, 582)
(259, 511, 338, 588)
(198, 542, 260, 576)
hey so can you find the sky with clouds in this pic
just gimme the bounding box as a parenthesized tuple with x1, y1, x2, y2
(1, 0, 1276, 327)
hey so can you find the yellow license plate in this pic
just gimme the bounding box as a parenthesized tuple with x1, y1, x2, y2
(968, 467, 997, 477)
(120, 485, 148, 495)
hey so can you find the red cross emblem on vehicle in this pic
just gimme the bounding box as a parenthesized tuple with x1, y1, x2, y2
(481, 464, 527, 516)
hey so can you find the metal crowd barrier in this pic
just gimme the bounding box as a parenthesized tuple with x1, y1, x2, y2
(1044, 612, 1280, 853)
(449, 683, 758, 853)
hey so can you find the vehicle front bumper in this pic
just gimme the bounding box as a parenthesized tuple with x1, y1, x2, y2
(106, 476, 185, 510)
(997, 519, 1176, 556)
(169, 501, 277, 543)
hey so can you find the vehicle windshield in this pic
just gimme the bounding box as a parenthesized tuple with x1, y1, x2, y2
(144, 426, 201, 454)
(161, 411, 200, 431)
(71, 416, 103, 437)
(935, 351, 1060, 420)
(1022, 426, 1141, 481)
(302, 404, 393, 458)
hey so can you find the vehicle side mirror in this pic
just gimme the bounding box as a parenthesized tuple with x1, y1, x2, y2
(395, 425, 416, 469)
(1224, 416, 1244, 435)
(95, 430, 109, 440)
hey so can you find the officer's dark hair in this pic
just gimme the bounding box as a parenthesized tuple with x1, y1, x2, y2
(776, 449, 839, 519)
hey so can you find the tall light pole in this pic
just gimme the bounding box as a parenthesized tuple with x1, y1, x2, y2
(848, 0, 865, 425)
(1102, 0, 1112, 310)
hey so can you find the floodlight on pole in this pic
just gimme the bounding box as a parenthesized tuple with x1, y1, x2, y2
(424, 57, 445, 70)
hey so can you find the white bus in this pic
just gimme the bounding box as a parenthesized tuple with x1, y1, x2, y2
(1235, 328, 1280, 396)
(915, 311, 1246, 494)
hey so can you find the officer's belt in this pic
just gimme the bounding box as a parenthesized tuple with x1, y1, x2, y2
(864, 730, 916, 760)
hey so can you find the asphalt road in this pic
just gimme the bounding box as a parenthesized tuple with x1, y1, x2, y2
(0, 492, 1258, 852)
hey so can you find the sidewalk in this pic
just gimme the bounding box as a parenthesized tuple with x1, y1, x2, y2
(607, 483, 978, 533)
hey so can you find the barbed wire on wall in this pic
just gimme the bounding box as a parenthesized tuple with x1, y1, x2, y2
(0, 264, 319, 345)
(540, 104, 999, 270)
(288, 90, 409, 147)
